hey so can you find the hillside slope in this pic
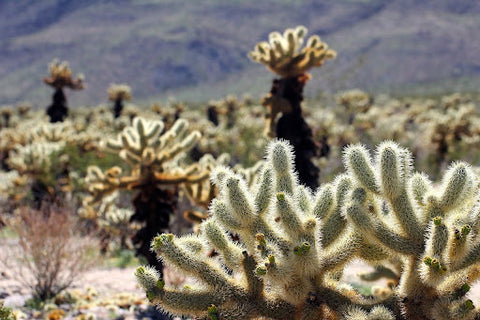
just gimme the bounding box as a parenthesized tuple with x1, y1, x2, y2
(0, 0, 479, 107)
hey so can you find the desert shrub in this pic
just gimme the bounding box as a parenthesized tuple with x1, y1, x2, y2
(0, 204, 98, 300)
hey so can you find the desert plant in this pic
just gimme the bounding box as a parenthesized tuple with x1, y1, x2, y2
(83, 117, 226, 273)
(0, 204, 98, 300)
(136, 139, 480, 319)
(43, 59, 84, 122)
(343, 141, 480, 319)
(135, 140, 388, 319)
(107, 83, 132, 119)
(249, 26, 336, 189)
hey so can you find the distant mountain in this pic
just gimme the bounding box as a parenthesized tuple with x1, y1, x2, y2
(1, 0, 479, 107)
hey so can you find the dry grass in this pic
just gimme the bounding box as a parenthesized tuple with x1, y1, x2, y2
(0, 204, 99, 300)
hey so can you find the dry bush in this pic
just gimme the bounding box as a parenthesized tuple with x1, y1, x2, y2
(0, 204, 99, 300)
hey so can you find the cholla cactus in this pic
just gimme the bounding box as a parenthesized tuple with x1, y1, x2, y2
(43, 59, 85, 123)
(84, 117, 223, 271)
(248, 25, 336, 78)
(344, 141, 480, 319)
(107, 83, 132, 118)
(249, 26, 336, 189)
(135, 140, 385, 319)
(136, 139, 480, 319)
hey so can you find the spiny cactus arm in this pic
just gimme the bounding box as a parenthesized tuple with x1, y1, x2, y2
(345, 143, 424, 243)
(267, 140, 297, 194)
(376, 143, 423, 241)
(450, 238, 480, 271)
(203, 218, 245, 270)
(410, 172, 432, 206)
(423, 162, 476, 222)
(320, 228, 360, 271)
(151, 234, 238, 291)
(253, 166, 274, 215)
(320, 175, 352, 248)
(430, 297, 479, 320)
(84, 166, 139, 205)
(343, 144, 380, 194)
(345, 188, 422, 255)
(135, 266, 225, 317)
(157, 131, 201, 163)
(157, 118, 188, 149)
(143, 234, 297, 319)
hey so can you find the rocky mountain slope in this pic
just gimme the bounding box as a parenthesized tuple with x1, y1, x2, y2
(1, 0, 479, 107)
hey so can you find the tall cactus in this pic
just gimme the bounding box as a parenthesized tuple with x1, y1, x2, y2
(249, 26, 336, 189)
(43, 59, 84, 123)
(107, 83, 132, 119)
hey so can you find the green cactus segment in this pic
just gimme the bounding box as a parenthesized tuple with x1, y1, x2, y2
(151, 234, 232, 290)
(425, 257, 447, 273)
(461, 225, 471, 236)
(134, 265, 164, 300)
(293, 242, 311, 256)
(453, 283, 471, 299)
(256, 266, 267, 275)
(207, 304, 219, 320)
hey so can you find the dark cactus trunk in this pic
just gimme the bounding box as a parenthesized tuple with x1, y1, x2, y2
(47, 88, 68, 123)
(131, 185, 178, 276)
(270, 75, 323, 190)
(207, 105, 219, 126)
(113, 98, 124, 119)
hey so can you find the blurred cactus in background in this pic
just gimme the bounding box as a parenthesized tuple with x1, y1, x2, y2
(83, 117, 226, 273)
(107, 83, 132, 119)
(249, 26, 336, 190)
(43, 59, 84, 123)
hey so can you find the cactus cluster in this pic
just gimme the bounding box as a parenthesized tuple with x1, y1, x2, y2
(135, 139, 480, 319)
